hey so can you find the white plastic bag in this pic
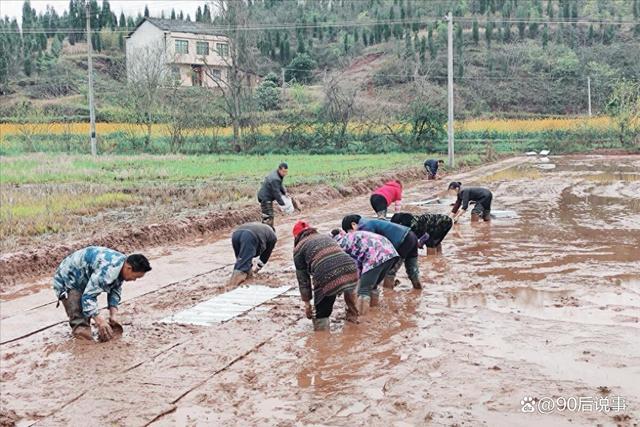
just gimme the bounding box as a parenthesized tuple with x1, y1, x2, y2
(279, 195, 295, 215)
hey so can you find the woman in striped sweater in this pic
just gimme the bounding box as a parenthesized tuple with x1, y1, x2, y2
(293, 220, 359, 331)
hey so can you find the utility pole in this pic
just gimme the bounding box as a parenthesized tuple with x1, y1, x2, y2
(86, 2, 97, 156)
(587, 76, 592, 117)
(446, 11, 454, 168)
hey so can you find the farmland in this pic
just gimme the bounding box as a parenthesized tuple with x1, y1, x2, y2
(0, 152, 482, 252)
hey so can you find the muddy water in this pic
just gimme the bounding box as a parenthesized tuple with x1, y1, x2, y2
(1, 155, 639, 426)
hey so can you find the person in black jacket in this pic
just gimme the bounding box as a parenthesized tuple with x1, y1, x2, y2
(227, 222, 278, 287)
(448, 182, 493, 222)
(257, 163, 288, 229)
(424, 159, 445, 180)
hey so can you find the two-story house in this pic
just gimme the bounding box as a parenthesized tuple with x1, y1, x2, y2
(126, 18, 231, 88)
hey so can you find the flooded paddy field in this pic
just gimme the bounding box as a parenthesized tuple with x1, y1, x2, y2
(1, 155, 638, 426)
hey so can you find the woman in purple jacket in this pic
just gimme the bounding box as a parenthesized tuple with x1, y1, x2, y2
(331, 229, 399, 315)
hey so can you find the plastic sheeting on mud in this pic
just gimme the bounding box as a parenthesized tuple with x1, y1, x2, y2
(161, 285, 291, 326)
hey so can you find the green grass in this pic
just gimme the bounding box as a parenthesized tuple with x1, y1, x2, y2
(0, 152, 477, 186)
(0, 152, 482, 243)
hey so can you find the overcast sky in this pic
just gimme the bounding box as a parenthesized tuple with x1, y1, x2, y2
(1, 1, 205, 22)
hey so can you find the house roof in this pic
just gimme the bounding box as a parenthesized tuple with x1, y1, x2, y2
(130, 18, 227, 37)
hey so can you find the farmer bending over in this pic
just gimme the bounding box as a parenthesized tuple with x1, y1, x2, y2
(448, 182, 493, 222)
(293, 220, 359, 330)
(53, 246, 151, 342)
(391, 212, 453, 255)
(331, 229, 398, 315)
(424, 159, 445, 180)
(341, 215, 422, 290)
(370, 180, 403, 219)
(257, 162, 289, 229)
(227, 222, 277, 287)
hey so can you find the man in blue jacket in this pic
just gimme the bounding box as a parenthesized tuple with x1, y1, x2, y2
(342, 214, 422, 290)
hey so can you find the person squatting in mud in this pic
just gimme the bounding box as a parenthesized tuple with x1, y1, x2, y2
(370, 179, 403, 219)
(424, 159, 445, 180)
(448, 182, 494, 223)
(227, 222, 278, 287)
(257, 162, 289, 229)
(293, 220, 359, 330)
(390, 212, 453, 255)
(331, 228, 399, 316)
(341, 215, 422, 290)
(52, 246, 151, 341)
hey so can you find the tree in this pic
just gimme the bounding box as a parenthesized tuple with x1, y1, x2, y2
(205, 0, 259, 151)
(542, 23, 549, 48)
(472, 19, 479, 45)
(321, 74, 357, 150)
(285, 53, 316, 83)
(196, 6, 202, 22)
(119, 11, 126, 27)
(125, 41, 171, 147)
(255, 77, 281, 111)
(606, 79, 640, 147)
(203, 4, 212, 23)
(485, 20, 494, 47)
(171, 9, 176, 20)
(144, 5, 149, 18)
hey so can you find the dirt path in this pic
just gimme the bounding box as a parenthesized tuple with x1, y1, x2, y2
(1, 155, 638, 427)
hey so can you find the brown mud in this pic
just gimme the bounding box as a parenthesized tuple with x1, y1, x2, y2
(0, 155, 639, 426)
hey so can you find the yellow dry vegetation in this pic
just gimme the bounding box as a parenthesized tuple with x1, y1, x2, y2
(0, 116, 615, 139)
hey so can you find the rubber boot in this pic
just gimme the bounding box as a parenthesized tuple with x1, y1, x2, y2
(356, 296, 370, 316)
(313, 318, 330, 331)
(343, 291, 359, 323)
(383, 275, 396, 289)
(470, 213, 481, 222)
(227, 270, 248, 288)
(262, 216, 275, 230)
(370, 289, 380, 307)
(72, 326, 93, 341)
(410, 277, 423, 290)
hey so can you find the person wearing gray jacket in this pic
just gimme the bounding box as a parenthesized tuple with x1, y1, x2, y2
(257, 162, 288, 229)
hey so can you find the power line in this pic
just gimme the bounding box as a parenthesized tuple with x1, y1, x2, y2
(2, 16, 638, 34)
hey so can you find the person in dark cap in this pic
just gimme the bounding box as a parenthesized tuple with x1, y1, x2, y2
(257, 162, 289, 229)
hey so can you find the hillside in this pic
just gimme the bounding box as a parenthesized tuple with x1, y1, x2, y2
(1, 0, 639, 151)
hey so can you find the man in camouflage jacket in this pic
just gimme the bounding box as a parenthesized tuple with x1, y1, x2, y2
(53, 246, 151, 341)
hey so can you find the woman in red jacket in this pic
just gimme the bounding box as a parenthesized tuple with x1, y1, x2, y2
(370, 180, 403, 218)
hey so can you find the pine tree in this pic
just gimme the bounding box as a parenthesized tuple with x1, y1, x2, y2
(196, 6, 202, 22)
(547, 0, 554, 19)
(404, 30, 414, 59)
(178, 11, 184, 20)
(503, 20, 511, 43)
(297, 33, 306, 53)
(171, 9, 176, 20)
(118, 32, 124, 50)
(472, 19, 479, 45)
(144, 5, 150, 18)
(485, 20, 493, 47)
(587, 24, 594, 45)
(455, 24, 463, 56)
(119, 11, 126, 27)
(203, 5, 212, 23)
(419, 35, 426, 64)
(343, 33, 349, 53)
(428, 26, 436, 59)
(186, 14, 191, 22)
(542, 23, 549, 48)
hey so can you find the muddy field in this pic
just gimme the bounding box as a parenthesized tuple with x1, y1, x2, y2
(1, 155, 638, 426)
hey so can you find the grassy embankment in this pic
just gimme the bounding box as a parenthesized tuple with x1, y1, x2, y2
(0, 153, 481, 247)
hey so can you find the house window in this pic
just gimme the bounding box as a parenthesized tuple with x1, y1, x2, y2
(196, 41, 209, 56)
(210, 69, 221, 81)
(216, 43, 229, 58)
(171, 66, 181, 83)
(175, 39, 188, 54)
(191, 65, 203, 86)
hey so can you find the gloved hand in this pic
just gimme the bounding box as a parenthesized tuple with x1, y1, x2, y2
(418, 233, 430, 249)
